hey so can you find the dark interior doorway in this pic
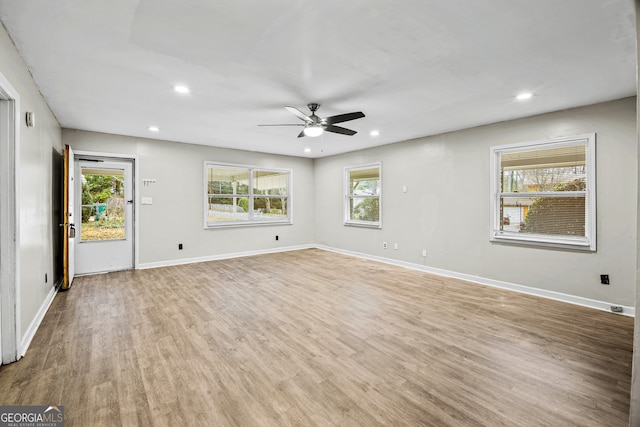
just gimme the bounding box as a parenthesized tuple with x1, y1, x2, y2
(52, 147, 64, 288)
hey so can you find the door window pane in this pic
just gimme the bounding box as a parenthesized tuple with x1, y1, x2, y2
(80, 168, 125, 241)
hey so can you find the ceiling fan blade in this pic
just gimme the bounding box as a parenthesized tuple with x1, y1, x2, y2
(257, 124, 304, 127)
(324, 124, 357, 136)
(285, 106, 312, 123)
(324, 111, 365, 125)
(297, 129, 306, 138)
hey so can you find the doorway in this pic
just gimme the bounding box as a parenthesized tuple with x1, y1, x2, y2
(0, 74, 18, 364)
(74, 157, 134, 275)
(52, 148, 64, 287)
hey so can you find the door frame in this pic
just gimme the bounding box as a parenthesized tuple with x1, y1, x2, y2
(0, 71, 20, 364)
(74, 150, 139, 271)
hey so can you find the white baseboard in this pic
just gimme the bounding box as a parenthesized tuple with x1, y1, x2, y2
(315, 245, 635, 317)
(20, 285, 58, 358)
(138, 244, 316, 270)
(139, 243, 635, 317)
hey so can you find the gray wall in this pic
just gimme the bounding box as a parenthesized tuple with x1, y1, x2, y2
(0, 22, 63, 342)
(62, 130, 315, 266)
(315, 98, 637, 307)
(64, 98, 637, 308)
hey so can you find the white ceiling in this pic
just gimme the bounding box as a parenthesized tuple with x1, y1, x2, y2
(0, 1, 636, 158)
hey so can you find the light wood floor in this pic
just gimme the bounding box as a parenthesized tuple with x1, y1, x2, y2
(0, 249, 634, 426)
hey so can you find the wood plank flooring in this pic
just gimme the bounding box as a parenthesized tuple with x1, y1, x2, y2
(0, 249, 634, 426)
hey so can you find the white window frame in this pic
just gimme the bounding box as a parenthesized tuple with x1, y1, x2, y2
(489, 133, 596, 251)
(344, 162, 382, 228)
(204, 162, 292, 228)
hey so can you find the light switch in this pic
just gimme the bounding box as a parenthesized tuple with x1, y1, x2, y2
(141, 197, 153, 205)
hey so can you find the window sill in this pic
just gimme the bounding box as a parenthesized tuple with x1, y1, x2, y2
(205, 220, 292, 229)
(344, 221, 382, 229)
(490, 232, 595, 252)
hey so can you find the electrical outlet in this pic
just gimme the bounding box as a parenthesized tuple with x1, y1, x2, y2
(383, 242, 388, 249)
(275, 235, 279, 241)
(178, 243, 183, 250)
(600, 274, 609, 285)
(394, 243, 399, 250)
(45, 273, 48, 283)
(422, 249, 427, 257)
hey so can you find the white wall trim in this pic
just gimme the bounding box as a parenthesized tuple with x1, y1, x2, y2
(73, 149, 137, 160)
(0, 70, 20, 364)
(19, 286, 57, 358)
(138, 242, 634, 317)
(73, 150, 139, 270)
(138, 244, 315, 270)
(315, 245, 635, 317)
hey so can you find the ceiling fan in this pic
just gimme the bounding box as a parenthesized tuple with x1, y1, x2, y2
(258, 103, 365, 138)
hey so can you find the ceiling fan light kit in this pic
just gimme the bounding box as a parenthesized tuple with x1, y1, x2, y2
(259, 103, 365, 138)
(303, 125, 324, 137)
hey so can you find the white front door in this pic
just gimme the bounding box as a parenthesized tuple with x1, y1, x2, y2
(75, 159, 134, 275)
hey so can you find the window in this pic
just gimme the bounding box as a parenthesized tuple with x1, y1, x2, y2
(490, 134, 596, 250)
(80, 166, 125, 241)
(205, 162, 291, 227)
(345, 162, 381, 228)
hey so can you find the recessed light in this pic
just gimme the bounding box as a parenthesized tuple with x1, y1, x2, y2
(516, 92, 533, 101)
(174, 85, 190, 94)
(304, 147, 311, 153)
(148, 126, 160, 132)
(370, 130, 380, 137)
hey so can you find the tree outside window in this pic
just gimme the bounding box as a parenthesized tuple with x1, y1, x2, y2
(345, 163, 381, 228)
(205, 163, 291, 227)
